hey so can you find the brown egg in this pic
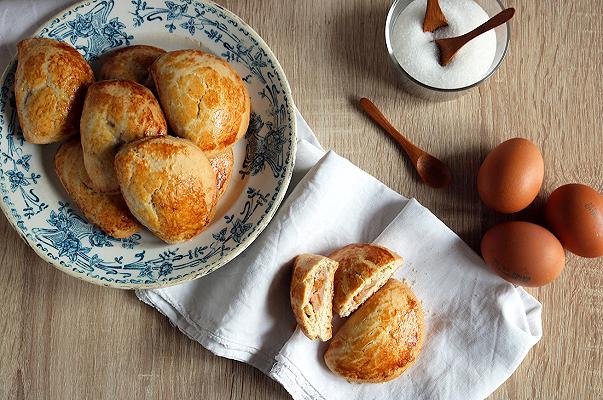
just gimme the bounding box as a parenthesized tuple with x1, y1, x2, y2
(481, 221, 565, 287)
(545, 184, 603, 258)
(477, 138, 544, 213)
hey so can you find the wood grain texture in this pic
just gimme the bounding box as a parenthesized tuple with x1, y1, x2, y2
(1, 0, 602, 399)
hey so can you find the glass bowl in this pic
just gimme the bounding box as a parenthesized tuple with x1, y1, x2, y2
(385, 0, 510, 101)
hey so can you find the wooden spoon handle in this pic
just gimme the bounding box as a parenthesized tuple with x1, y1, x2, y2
(459, 8, 515, 44)
(423, 0, 448, 32)
(359, 98, 423, 163)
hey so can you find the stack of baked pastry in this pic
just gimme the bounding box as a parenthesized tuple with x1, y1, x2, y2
(14, 38, 250, 243)
(290, 244, 426, 383)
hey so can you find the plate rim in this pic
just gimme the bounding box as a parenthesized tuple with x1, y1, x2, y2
(0, 0, 297, 289)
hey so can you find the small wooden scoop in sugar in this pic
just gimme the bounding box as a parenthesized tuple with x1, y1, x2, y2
(391, 0, 499, 89)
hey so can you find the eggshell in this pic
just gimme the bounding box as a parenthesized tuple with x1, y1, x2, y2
(481, 221, 565, 287)
(477, 138, 544, 213)
(545, 183, 603, 258)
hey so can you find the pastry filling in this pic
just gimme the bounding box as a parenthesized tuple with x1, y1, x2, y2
(304, 266, 331, 335)
(310, 269, 327, 310)
(350, 263, 397, 311)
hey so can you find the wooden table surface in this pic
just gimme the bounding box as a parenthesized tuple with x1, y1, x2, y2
(1, 0, 602, 399)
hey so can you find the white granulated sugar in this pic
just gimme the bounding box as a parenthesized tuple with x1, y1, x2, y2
(392, 0, 497, 89)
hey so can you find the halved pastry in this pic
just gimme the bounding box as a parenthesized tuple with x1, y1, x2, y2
(15, 38, 94, 144)
(114, 136, 217, 243)
(290, 254, 339, 341)
(150, 49, 250, 156)
(80, 80, 167, 193)
(99, 45, 166, 89)
(54, 138, 140, 238)
(208, 147, 234, 201)
(324, 279, 425, 383)
(328, 243, 403, 317)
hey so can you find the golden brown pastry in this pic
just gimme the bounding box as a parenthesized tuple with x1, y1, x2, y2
(150, 49, 250, 156)
(329, 243, 403, 317)
(324, 279, 425, 383)
(80, 80, 167, 193)
(114, 136, 217, 243)
(290, 254, 339, 341)
(99, 45, 166, 89)
(54, 138, 140, 238)
(208, 147, 234, 200)
(15, 38, 94, 144)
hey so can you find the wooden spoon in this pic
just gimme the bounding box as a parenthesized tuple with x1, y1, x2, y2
(359, 98, 452, 189)
(423, 0, 448, 33)
(436, 8, 515, 66)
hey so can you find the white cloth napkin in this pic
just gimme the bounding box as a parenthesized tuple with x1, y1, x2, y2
(137, 111, 542, 400)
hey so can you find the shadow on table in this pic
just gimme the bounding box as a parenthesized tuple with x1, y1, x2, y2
(330, 1, 399, 90)
(130, 289, 290, 399)
(329, 0, 438, 104)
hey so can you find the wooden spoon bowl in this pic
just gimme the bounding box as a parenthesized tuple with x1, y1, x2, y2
(423, 0, 448, 33)
(436, 8, 515, 66)
(416, 154, 452, 189)
(359, 98, 452, 189)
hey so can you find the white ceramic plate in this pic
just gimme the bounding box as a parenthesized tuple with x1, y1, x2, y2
(0, 0, 296, 289)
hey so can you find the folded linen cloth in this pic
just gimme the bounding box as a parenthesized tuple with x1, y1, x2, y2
(137, 110, 542, 400)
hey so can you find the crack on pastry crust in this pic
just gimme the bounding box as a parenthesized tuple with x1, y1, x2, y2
(194, 79, 209, 122)
(23, 89, 32, 109)
(148, 178, 168, 225)
(195, 97, 203, 120)
(207, 147, 233, 200)
(44, 60, 64, 116)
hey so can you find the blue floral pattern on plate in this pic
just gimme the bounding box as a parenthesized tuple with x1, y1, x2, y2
(0, 0, 296, 288)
